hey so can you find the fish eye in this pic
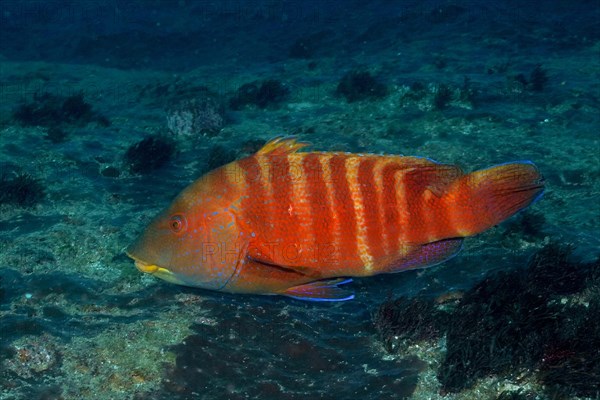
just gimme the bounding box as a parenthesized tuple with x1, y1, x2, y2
(169, 214, 187, 234)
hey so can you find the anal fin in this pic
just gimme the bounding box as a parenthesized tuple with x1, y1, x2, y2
(282, 278, 354, 302)
(384, 238, 463, 273)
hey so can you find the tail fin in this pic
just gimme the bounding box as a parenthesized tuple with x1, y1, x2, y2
(448, 161, 544, 236)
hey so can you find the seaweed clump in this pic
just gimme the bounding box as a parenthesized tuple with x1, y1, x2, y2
(13, 92, 109, 128)
(336, 70, 387, 102)
(438, 244, 599, 395)
(373, 296, 446, 353)
(495, 390, 536, 400)
(538, 299, 600, 398)
(124, 135, 175, 174)
(432, 83, 453, 110)
(528, 65, 549, 92)
(400, 79, 474, 111)
(229, 79, 290, 110)
(508, 65, 549, 93)
(375, 243, 600, 397)
(147, 301, 422, 400)
(525, 243, 589, 296)
(0, 172, 45, 207)
(438, 267, 555, 392)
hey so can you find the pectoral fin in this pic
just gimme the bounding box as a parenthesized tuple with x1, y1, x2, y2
(282, 278, 354, 302)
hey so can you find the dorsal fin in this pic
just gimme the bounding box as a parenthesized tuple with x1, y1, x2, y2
(257, 136, 310, 156)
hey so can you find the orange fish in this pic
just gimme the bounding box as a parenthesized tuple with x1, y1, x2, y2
(126, 137, 544, 301)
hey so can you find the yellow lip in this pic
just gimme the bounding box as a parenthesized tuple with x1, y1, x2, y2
(126, 252, 186, 285)
(126, 250, 160, 274)
(134, 260, 159, 274)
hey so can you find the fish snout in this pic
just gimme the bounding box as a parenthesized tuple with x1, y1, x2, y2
(125, 247, 159, 274)
(126, 248, 187, 285)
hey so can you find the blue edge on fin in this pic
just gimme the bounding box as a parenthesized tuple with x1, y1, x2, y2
(491, 160, 545, 206)
(284, 278, 355, 302)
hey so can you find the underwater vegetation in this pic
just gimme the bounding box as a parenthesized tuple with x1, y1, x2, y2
(0, 172, 45, 207)
(431, 83, 454, 110)
(495, 390, 537, 400)
(373, 296, 445, 353)
(336, 70, 388, 102)
(229, 79, 290, 110)
(13, 92, 110, 130)
(374, 243, 600, 397)
(528, 65, 549, 92)
(508, 64, 550, 94)
(12, 91, 109, 146)
(124, 135, 176, 174)
(538, 298, 600, 397)
(400, 78, 475, 111)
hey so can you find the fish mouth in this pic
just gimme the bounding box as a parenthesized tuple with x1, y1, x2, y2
(134, 260, 160, 274)
(125, 251, 159, 274)
(126, 251, 186, 285)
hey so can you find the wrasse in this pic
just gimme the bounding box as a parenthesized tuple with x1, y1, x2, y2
(126, 137, 544, 301)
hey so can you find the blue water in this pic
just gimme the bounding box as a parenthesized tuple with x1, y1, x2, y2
(1, 1, 599, 399)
